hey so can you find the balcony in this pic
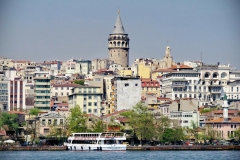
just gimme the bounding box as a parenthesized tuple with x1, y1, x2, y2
(210, 90, 221, 94)
(172, 84, 186, 88)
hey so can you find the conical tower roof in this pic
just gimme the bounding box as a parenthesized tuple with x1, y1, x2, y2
(112, 9, 125, 34)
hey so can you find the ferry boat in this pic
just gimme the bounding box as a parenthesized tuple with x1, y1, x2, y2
(66, 132, 127, 151)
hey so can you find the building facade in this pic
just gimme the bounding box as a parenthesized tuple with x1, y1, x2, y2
(34, 71, 51, 110)
(68, 86, 103, 116)
(113, 76, 141, 111)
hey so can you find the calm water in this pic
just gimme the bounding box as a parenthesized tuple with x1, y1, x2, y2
(0, 150, 240, 160)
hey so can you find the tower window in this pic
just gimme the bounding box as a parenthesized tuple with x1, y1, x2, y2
(126, 54, 127, 57)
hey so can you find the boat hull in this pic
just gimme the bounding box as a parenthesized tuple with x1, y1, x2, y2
(67, 144, 126, 151)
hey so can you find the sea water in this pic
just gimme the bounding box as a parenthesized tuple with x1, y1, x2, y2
(0, 150, 239, 160)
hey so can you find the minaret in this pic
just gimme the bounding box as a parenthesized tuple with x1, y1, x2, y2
(108, 9, 130, 67)
(163, 46, 173, 68)
(222, 94, 229, 121)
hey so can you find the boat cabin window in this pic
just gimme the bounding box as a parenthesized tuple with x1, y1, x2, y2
(72, 140, 97, 144)
(104, 140, 118, 144)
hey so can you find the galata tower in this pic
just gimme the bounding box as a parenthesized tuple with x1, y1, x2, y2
(108, 10, 130, 67)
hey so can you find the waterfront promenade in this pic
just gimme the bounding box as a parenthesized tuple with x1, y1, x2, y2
(0, 145, 240, 151)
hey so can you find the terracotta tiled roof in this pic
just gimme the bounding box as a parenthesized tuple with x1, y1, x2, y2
(170, 64, 193, 69)
(213, 109, 239, 114)
(56, 108, 69, 111)
(57, 103, 68, 107)
(206, 117, 240, 123)
(116, 117, 129, 123)
(8, 111, 25, 115)
(152, 69, 176, 73)
(102, 110, 128, 118)
(157, 97, 171, 101)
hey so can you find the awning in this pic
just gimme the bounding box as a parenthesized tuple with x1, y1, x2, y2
(3, 139, 15, 143)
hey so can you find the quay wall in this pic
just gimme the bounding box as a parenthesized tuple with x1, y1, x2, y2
(127, 145, 240, 150)
(1, 145, 240, 151)
(0, 146, 66, 151)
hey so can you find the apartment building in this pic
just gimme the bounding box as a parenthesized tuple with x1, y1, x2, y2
(34, 71, 51, 110)
(68, 86, 103, 116)
(112, 76, 141, 111)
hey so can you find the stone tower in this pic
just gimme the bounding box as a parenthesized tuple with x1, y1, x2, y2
(108, 10, 129, 67)
(163, 46, 173, 68)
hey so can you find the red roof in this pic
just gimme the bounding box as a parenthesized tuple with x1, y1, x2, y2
(102, 110, 128, 118)
(157, 97, 171, 101)
(8, 111, 25, 115)
(213, 109, 239, 114)
(170, 64, 193, 69)
(56, 108, 69, 111)
(116, 117, 129, 123)
(206, 117, 240, 123)
(57, 103, 68, 107)
(152, 69, 176, 73)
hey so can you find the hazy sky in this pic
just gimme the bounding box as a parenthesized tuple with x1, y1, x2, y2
(0, 0, 240, 69)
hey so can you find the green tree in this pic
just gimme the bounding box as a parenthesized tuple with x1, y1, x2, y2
(29, 108, 40, 143)
(91, 119, 104, 132)
(121, 102, 155, 145)
(29, 108, 40, 116)
(0, 112, 19, 131)
(67, 105, 87, 134)
(235, 128, 240, 141)
(154, 115, 171, 143)
(74, 80, 84, 85)
(162, 127, 185, 144)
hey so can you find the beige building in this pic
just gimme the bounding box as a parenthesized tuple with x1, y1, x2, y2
(38, 112, 66, 137)
(68, 86, 103, 116)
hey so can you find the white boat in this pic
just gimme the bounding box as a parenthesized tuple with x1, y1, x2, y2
(66, 132, 127, 151)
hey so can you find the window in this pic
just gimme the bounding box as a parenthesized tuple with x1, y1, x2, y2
(83, 104, 86, 107)
(88, 109, 92, 113)
(61, 87, 63, 90)
(183, 120, 188, 123)
(60, 119, 63, 125)
(221, 72, 226, 78)
(125, 83, 129, 87)
(88, 96, 92, 99)
(42, 119, 46, 125)
(231, 125, 233, 128)
(88, 102, 92, 106)
(44, 128, 49, 133)
(135, 84, 138, 86)
(55, 87, 58, 90)
(94, 109, 97, 113)
(48, 119, 51, 125)
(54, 119, 57, 126)
(94, 102, 97, 106)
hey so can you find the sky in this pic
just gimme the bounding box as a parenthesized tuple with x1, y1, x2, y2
(0, 0, 240, 69)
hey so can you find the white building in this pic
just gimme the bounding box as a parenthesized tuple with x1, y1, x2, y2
(113, 76, 141, 111)
(75, 59, 91, 75)
(170, 111, 199, 128)
(161, 70, 200, 100)
(51, 83, 80, 98)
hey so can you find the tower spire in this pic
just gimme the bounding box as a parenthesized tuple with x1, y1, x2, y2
(112, 9, 125, 34)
